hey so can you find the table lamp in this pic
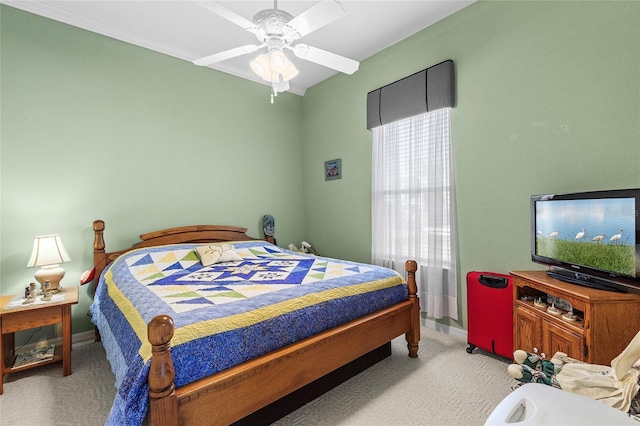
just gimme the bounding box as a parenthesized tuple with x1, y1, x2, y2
(26, 234, 71, 293)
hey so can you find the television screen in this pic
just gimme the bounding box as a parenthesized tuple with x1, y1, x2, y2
(531, 188, 640, 293)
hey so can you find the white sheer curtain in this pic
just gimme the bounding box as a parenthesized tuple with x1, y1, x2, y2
(371, 108, 457, 320)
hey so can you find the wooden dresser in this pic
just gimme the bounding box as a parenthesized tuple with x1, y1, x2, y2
(511, 270, 640, 365)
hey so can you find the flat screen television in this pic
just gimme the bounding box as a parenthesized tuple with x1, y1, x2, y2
(531, 188, 640, 294)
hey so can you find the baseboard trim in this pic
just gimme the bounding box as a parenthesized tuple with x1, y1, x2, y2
(421, 317, 467, 342)
(72, 330, 98, 347)
(16, 330, 97, 352)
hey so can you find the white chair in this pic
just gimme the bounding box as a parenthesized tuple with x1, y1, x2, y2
(485, 383, 638, 425)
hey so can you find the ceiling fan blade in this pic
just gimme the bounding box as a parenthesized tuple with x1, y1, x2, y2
(193, 45, 261, 66)
(284, 0, 345, 39)
(291, 44, 359, 75)
(196, 1, 259, 33)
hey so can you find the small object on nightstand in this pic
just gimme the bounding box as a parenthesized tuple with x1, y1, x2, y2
(42, 281, 52, 301)
(22, 282, 37, 304)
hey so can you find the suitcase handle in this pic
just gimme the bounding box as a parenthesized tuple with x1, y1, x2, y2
(478, 275, 509, 289)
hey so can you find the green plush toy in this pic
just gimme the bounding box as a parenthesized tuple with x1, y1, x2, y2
(508, 350, 562, 387)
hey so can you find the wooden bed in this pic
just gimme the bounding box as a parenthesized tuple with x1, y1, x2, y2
(91, 219, 420, 425)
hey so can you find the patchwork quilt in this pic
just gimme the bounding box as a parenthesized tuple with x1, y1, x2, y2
(91, 241, 408, 426)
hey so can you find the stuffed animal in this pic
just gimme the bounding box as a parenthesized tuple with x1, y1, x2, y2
(288, 241, 319, 255)
(507, 350, 564, 388)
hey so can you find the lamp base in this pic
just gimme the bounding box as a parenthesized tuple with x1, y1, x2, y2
(34, 265, 65, 294)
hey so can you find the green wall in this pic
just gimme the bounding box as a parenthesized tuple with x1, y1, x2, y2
(0, 6, 305, 334)
(302, 0, 640, 328)
(2, 1, 639, 336)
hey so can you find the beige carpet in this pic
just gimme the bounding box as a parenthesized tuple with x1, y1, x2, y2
(0, 328, 513, 425)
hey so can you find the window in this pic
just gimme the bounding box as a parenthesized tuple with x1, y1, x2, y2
(372, 108, 457, 320)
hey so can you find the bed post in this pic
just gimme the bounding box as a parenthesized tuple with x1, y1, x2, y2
(92, 220, 108, 342)
(405, 260, 420, 358)
(93, 220, 107, 288)
(148, 315, 178, 426)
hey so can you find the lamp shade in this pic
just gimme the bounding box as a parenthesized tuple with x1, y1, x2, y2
(280, 60, 299, 81)
(250, 51, 298, 85)
(269, 50, 288, 72)
(250, 54, 271, 81)
(26, 234, 71, 267)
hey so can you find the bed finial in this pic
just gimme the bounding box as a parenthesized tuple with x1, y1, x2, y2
(148, 315, 178, 424)
(93, 220, 105, 251)
(405, 260, 418, 294)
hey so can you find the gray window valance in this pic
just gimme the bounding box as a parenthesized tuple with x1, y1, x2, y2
(366, 60, 455, 130)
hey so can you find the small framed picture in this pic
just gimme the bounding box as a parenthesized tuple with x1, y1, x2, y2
(324, 159, 342, 180)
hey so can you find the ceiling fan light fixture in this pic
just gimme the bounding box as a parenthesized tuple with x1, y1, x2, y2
(280, 60, 299, 82)
(250, 49, 298, 85)
(250, 53, 271, 80)
(269, 50, 288, 72)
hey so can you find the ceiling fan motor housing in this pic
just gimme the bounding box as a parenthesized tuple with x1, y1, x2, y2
(252, 9, 295, 43)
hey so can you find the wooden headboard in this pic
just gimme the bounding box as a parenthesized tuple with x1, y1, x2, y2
(92, 219, 268, 291)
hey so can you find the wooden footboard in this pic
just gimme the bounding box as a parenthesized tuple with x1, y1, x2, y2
(147, 261, 420, 425)
(92, 220, 420, 425)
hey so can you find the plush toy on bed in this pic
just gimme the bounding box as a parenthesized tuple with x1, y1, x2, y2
(263, 214, 276, 245)
(507, 330, 640, 415)
(288, 241, 319, 255)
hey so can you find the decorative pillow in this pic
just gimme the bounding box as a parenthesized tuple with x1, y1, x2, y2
(195, 243, 243, 266)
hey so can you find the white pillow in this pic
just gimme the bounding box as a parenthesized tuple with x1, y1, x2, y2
(195, 243, 243, 266)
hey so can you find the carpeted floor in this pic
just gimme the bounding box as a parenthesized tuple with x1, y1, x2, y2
(0, 328, 513, 425)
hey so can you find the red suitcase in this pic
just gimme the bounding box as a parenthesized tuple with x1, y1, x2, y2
(466, 271, 513, 359)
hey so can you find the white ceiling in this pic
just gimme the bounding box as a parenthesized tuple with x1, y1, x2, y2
(2, 0, 475, 95)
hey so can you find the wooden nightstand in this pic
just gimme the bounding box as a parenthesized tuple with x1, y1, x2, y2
(0, 286, 79, 395)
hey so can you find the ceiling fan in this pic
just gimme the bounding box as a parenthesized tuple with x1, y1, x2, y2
(193, 0, 360, 101)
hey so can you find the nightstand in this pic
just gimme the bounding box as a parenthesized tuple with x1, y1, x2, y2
(0, 286, 78, 395)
